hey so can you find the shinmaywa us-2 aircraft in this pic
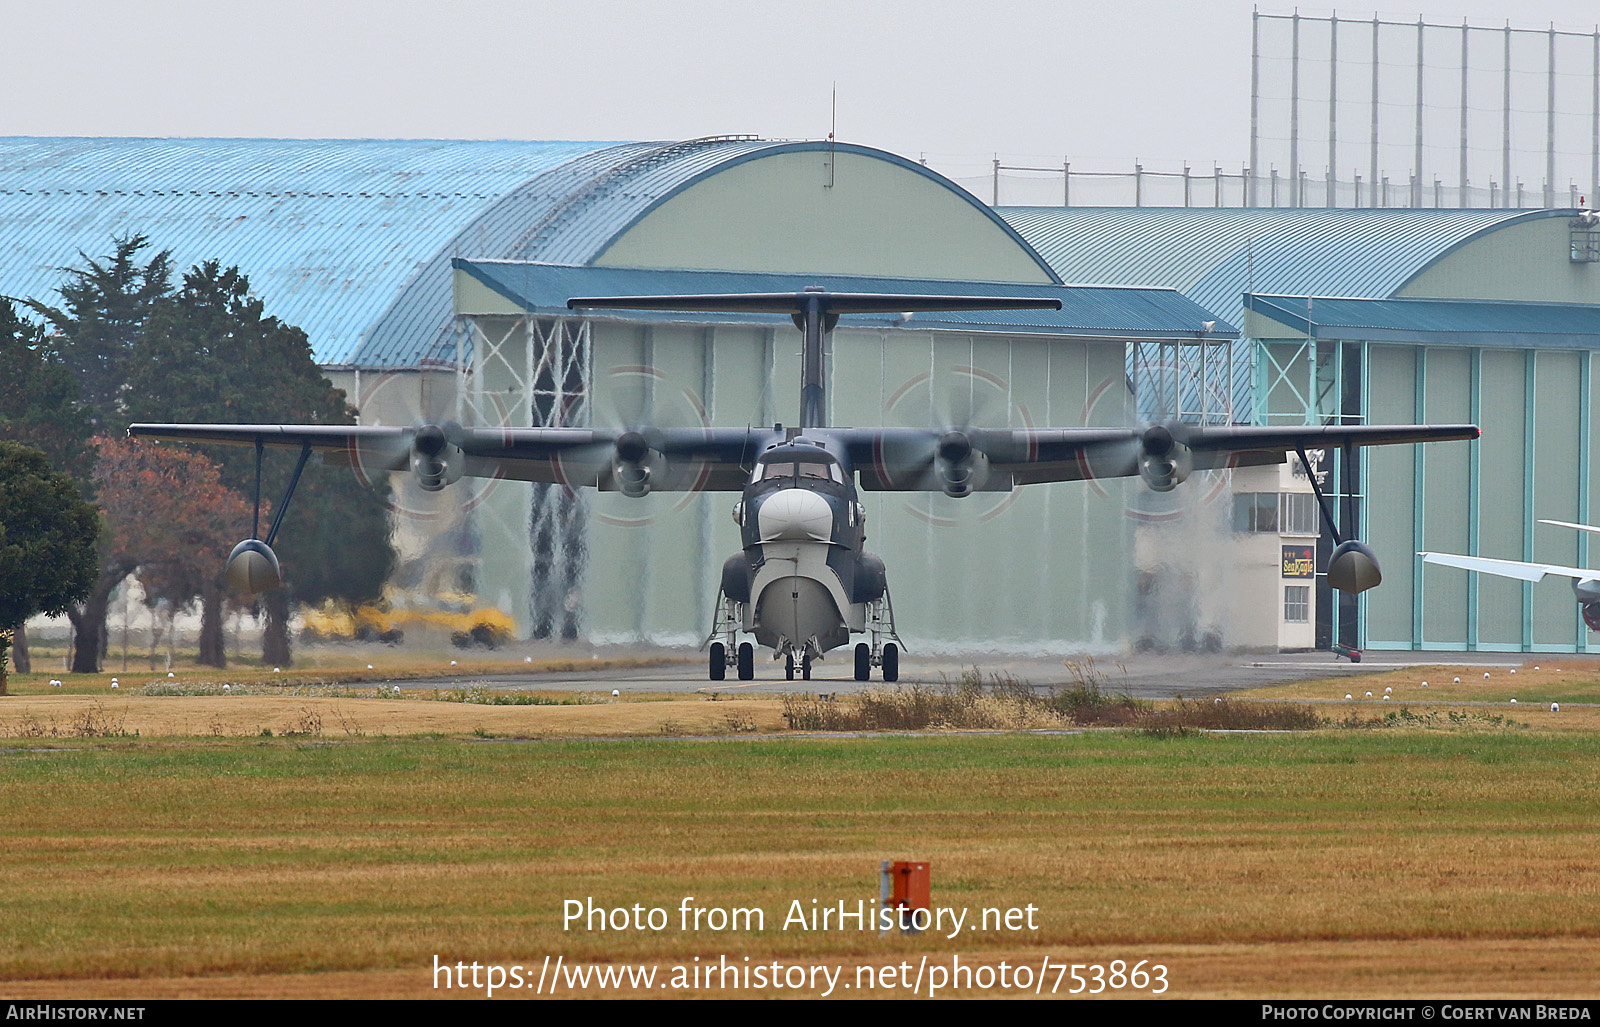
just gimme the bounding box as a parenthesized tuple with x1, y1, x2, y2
(1422, 519, 1600, 631)
(130, 288, 1479, 682)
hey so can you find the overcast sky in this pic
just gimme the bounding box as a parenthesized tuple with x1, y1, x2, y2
(3, 0, 1595, 178)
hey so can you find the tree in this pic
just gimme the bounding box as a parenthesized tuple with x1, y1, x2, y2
(0, 443, 99, 693)
(27, 236, 173, 436)
(124, 261, 394, 666)
(91, 437, 254, 668)
(0, 301, 94, 483)
(23, 237, 172, 673)
(0, 300, 97, 672)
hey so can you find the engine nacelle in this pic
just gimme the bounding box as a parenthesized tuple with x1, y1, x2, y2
(936, 430, 988, 498)
(410, 423, 464, 492)
(612, 430, 656, 499)
(224, 538, 282, 594)
(1327, 539, 1383, 594)
(1583, 601, 1600, 633)
(1137, 425, 1192, 492)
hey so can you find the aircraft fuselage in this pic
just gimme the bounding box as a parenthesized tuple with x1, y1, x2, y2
(711, 433, 896, 681)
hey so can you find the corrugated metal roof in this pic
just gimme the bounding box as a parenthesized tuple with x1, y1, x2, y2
(1249, 293, 1600, 348)
(998, 207, 1569, 329)
(454, 259, 1235, 338)
(2, 137, 1045, 369)
(0, 137, 629, 364)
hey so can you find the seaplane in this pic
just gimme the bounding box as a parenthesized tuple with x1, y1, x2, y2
(130, 288, 1479, 681)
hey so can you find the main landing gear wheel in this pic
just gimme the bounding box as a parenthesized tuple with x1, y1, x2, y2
(736, 642, 754, 681)
(882, 642, 900, 683)
(785, 654, 795, 681)
(854, 642, 871, 682)
(802, 656, 812, 681)
(709, 642, 726, 681)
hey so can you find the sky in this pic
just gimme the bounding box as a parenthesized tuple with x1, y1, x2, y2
(3, 0, 1597, 181)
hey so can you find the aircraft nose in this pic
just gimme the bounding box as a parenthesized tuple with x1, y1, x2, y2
(758, 488, 834, 542)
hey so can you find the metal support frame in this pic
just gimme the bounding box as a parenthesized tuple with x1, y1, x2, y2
(1504, 24, 1513, 208)
(1253, 338, 1315, 425)
(1296, 444, 1346, 545)
(245, 439, 312, 547)
(251, 439, 264, 539)
(1548, 27, 1558, 209)
(1460, 20, 1470, 208)
(1328, 13, 1338, 207)
(1467, 349, 1482, 649)
(1415, 17, 1426, 210)
(467, 313, 592, 639)
(1581, 351, 1592, 653)
(1411, 347, 1427, 648)
(264, 444, 313, 548)
(867, 587, 904, 663)
(1250, 7, 1260, 207)
(1132, 337, 1238, 425)
(1524, 349, 1537, 649)
(1290, 10, 1301, 207)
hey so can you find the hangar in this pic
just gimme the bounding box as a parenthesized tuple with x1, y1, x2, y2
(1, 137, 1230, 655)
(6, 137, 1597, 654)
(1002, 207, 1600, 652)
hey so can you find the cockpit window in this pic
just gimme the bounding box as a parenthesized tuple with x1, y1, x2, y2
(756, 458, 844, 483)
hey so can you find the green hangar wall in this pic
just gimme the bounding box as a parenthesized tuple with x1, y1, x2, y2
(1003, 206, 1600, 652)
(450, 142, 1231, 653)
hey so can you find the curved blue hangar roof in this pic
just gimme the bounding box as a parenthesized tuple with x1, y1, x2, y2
(999, 207, 1570, 330)
(0, 136, 1050, 368)
(0, 137, 639, 363)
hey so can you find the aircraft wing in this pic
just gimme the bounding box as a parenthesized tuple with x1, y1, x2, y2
(126, 422, 769, 492)
(1418, 551, 1600, 584)
(844, 422, 1481, 491)
(1539, 518, 1600, 535)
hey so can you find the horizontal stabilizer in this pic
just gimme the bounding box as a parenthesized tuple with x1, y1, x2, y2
(567, 291, 1062, 315)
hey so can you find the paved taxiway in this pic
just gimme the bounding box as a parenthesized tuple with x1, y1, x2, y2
(400, 647, 1570, 700)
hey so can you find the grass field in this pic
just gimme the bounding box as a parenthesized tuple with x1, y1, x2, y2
(2, 669, 1599, 999)
(2, 645, 685, 696)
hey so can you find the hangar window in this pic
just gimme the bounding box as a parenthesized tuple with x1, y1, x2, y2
(1232, 493, 1278, 533)
(1571, 226, 1600, 263)
(1233, 492, 1320, 535)
(1279, 493, 1320, 536)
(1284, 586, 1311, 623)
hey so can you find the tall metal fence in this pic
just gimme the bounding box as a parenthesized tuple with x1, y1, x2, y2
(935, 11, 1600, 209)
(1250, 10, 1600, 210)
(940, 159, 1596, 209)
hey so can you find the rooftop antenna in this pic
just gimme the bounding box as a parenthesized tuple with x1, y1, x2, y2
(826, 82, 837, 188)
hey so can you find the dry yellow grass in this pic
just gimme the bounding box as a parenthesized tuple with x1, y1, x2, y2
(0, 693, 785, 739)
(1233, 660, 1600, 704)
(3, 646, 688, 695)
(4, 939, 1597, 999)
(4, 681, 1600, 1000)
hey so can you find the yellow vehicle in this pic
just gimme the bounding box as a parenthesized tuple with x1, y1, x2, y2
(300, 591, 513, 648)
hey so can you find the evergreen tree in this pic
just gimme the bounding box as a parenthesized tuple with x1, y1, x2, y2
(0, 442, 99, 693)
(0, 300, 96, 671)
(28, 236, 173, 435)
(0, 301, 94, 484)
